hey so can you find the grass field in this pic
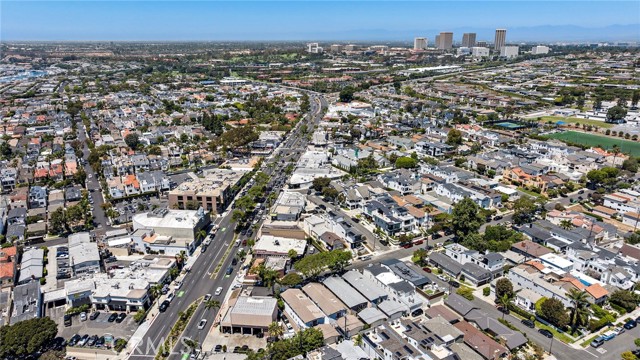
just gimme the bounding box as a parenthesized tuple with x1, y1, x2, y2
(546, 131, 640, 156)
(539, 116, 614, 129)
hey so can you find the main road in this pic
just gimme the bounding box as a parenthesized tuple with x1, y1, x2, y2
(128, 92, 326, 360)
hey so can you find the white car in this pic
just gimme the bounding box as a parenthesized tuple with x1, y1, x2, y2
(80, 312, 87, 321)
(174, 281, 183, 291)
(197, 319, 208, 330)
(167, 292, 175, 303)
(215, 287, 223, 296)
(437, 275, 448, 282)
(204, 294, 212, 302)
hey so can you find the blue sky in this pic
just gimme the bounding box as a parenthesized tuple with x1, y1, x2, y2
(1, 1, 639, 41)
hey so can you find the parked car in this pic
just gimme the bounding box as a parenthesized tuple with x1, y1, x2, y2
(86, 335, 98, 347)
(159, 300, 170, 312)
(437, 275, 448, 282)
(521, 319, 535, 328)
(167, 292, 175, 303)
(79, 312, 87, 322)
(590, 337, 605, 348)
(78, 335, 90, 346)
(108, 313, 118, 322)
(64, 314, 72, 327)
(448, 280, 460, 288)
(174, 281, 183, 290)
(116, 313, 126, 323)
(95, 336, 105, 348)
(601, 330, 616, 341)
(625, 320, 637, 330)
(422, 267, 432, 273)
(214, 345, 223, 352)
(538, 329, 553, 338)
(89, 311, 100, 320)
(68, 334, 81, 347)
(613, 326, 625, 335)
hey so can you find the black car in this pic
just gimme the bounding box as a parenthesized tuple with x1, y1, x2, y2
(214, 345, 223, 352)
(448, 280, 460, 288)
(159, 300, 170, 312)
(68, 334, 81, 347)
(107, 313, 118, 322)
(96, 336, 105, 347)
(89, 311, 100, 320)
(64, 314, 72, 327)
(116, 313, 126, 323)
(538, 329, 553, 338)
(201, 244, 208, 252)
(231, 258, 238, 266)
(625, 320, 637, 329)
(521, 319, 535, 328)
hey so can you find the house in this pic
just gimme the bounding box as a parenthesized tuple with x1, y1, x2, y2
(10, 281, 42, 324)
(17, 248, 44, 285)
(343, 269, 389, 305)
(281, 288, 327, 329)
(453, 321, 509, 360)
(0, 246, 17, 288)
(302, 283, 347, 320)
(428, 252, 462, 277)
(362, 264, 424, 314)
(444, 244, 504, 279)
(461, 262, 492, 286)
(364, 195, 415, 237)
(322, 276, 368, 312)
(28, 186, 47, 208)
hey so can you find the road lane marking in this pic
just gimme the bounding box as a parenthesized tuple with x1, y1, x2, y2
(583, 349, 599, 357)
(177, 290, 185, 297)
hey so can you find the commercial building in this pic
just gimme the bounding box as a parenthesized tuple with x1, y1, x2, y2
(494, 29, 507, 50)
(471, 47, 490, 58)
(461, 33, 476, 47)
(252, 235, 307, 258)
(281, 288, 327, 328)
(500, 46, 519, 59)
(168, 169, 245, 213)
(532, 45, 550, 55)
(330, 44, 343, 53)
(307, 43, 323, 54)
(133, 208, 210, 242)
(413, 37, 428, 50)
(437, 32, 453, 50)
(68, 232, 100, 276)
(64, 274, 150, 313)
(272, 191, 306, 221)
(220, 295, 278, 335)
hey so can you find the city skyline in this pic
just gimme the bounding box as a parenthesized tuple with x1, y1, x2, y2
(1, 1, 639, 42)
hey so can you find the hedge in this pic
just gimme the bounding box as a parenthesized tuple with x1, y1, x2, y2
(609, 303, 628, 315)
(508, 303, 535, 320)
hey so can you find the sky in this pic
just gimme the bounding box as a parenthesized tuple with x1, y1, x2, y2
(1, 1, 639, 41)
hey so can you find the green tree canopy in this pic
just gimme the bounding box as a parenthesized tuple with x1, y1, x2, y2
(451, 198, 483, 238)
(124, 133, 140, 150)
(446, 129, 463, 146)
(606, 105, 627, 122)
(609, 290, 639, 312)
(339, 87, 355, 103)
(495, 278, 514, 300)
(512, 196, 539, 225)
(539, 297, 569, 328)
(0, 317, 58, 357)
(395, 156, 418, 169)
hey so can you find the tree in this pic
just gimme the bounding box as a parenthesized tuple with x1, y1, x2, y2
(606, 106, 627, 123)
(412, 249, 428, 266)
(311, 177, 331, 192)
(339, 87, 355, 103)
(539, 297, 569, 328)
(512, 196, 538, 225)
(622, 157, 639, 173)
(609, 290, 639, 313)
(287, 249, 298, 260)
(497, 293, 513, 319)
(395, 156, 418, 169)
(204, 299, 220, 312)
(74, 167, 87, 185)
(559, 219, 574, 230)
(457, 287, 474, 301)
(495, 278, 514, 300)
(621, 351, 636, 360)
(124, 133, 140, 150)
(49, 208, 66, 235)
(268, 321, 284, 339)
(0, 317, 58, 357)
(567, 289, 589, 334)
(175, 251, 187, 268)
(626, 232, 640, 245)
(446, 129, 463, 146)
(279, 272, 303, 287)
(632, 91, 640, 108)
(451, 198, 483, 238)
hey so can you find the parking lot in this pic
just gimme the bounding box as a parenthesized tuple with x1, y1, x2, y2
(55, 307, 139, 343)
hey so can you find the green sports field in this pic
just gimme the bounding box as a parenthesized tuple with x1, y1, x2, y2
(546, 131, 640, 156)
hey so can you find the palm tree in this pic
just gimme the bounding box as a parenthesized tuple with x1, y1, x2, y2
(196, 229, 207, 243)
(268, 321, 284, 339)
(559, 219, 574, 230)
(150, 284, 163, 300)
(169, 267, 179, 280)
(204, 299, 220, 312)
(568, 288, 589, 334)
(497, 293, 513, 319)
(175, 251, 187, 268)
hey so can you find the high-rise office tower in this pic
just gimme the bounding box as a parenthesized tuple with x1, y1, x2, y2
(494, 29, 507, 50)
(462, 33, 476, 47)
(437, 32, 453, 50)
(414, 37, 428, 50)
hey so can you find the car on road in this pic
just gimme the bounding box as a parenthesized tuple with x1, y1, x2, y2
(226, 266, 233, 275)
(231, 257, 238, 266)
(107, 313, 118, 322)
(437, 275, 448, 282)
(167, 292, 175, 303)
(159, 300, 170, 312)
(590, 337, 605, 348)
(204, 294, 212, 302)
(197, 319, 208, 330)
(521, 319, 535, 328)
(626, 319, 638, 329)
(215, 287, 223, 296)
(538, 329, 553, 338)
(89, 311, 100, 320)
(115, 313, 126, 323)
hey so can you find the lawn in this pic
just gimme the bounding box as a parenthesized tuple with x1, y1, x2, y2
(539, 116, 614, 129)
(518, 187, 547, 200)
(546, 131, 640, 156)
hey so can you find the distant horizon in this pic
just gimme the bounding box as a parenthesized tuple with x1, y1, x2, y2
(1, 1, 639, 42)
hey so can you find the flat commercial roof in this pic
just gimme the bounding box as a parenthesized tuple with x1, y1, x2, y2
(281, 288, 325, 324)
(302, 283, 346, 316)
(342, 270, 388, 302)
(322, 276, 367, 309)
